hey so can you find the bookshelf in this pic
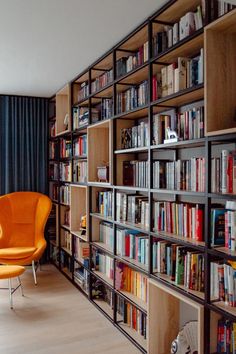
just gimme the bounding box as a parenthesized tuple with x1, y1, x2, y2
(48, 1, 236, 353)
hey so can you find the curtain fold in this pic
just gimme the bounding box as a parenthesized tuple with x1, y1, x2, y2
(0, 95, 48, 195)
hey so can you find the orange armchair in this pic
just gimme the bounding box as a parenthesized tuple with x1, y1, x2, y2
(0, 192, 52, 284)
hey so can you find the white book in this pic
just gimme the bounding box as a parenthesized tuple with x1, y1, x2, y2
(173, 23, 179, 44)
(221, 150, 229, 194)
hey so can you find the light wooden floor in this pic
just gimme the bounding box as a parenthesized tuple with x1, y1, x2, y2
(0, 265, 140, 354)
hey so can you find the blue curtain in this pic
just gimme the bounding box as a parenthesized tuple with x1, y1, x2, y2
(0, 96, 48, 195)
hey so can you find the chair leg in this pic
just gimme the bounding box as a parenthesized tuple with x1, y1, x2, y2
(18, 276, 24, 296)
(8, 278, 13, 309)
(32, 261, 37, 285)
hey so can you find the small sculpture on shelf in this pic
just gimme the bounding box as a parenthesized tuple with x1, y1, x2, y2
(64, 113, 69, 130)
(80, 214, 86, 236)
(97, 164, 109, 183)
(164, 127, 178, 144)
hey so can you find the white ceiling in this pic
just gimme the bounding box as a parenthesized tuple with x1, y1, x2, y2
(0, 0, 167, 98)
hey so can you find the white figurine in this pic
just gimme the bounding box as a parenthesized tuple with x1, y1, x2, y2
(164, 127, 178, 144)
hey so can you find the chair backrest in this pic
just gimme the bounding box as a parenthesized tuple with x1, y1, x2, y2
(0, 192, 52, 247)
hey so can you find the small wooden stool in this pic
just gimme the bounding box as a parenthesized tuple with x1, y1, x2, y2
(0, 265, 25, 309)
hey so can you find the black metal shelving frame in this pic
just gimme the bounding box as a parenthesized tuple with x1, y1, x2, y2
(47, 1, 236, 353)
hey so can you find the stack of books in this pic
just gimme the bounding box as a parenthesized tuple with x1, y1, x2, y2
(152, 6, 203, 56)
(60, 162, 72, 182)
(212, 0, 235, 19)
(73, 107, 90, 130)
(95, 252, 114, 281)
(63, 208, 70, 228)
(116, 193, 149, 229)
(78, 81, 89, 102)
(74, 238, 89, 264)
(60, 139, 72, 158)
(96, 191, 113, 218)
(73, 135, 87, 157)
(216, 319, 236, 352)
(99, 221, 114, 251)
(117, 80, 148, 114)
(152, 50, 204, 101)
(116, 228, 148, 267)
(123, 160, 149, 188)
(49, 182, 58, 201)
(153, 157, 205, 192)
(73, 160, 87, 183)
(211, 262, 236, 307)
(117, 296, 147, 338)
(153, 241, 204, 292)
(49, 163, 58, 180)
(49, 142, 57, 159)
(120, 121, 148, 149)
(153, 201, 204, 242)
(60, 184, 70, 205)
(115, 263, 148, 303)
(91, 68, 113, 93)
(211, 149, 236, 194)
(63, 231, 72, 252)
(152, 105, 204, 145)
(116, 41, 149, 78)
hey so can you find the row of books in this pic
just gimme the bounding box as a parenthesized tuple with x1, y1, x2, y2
(116, 193, 149, 229)
(62, 230, 72, 252)
(96, 252, 114, 281)
(211, 202, 236, 251)
(211, 150, 236, 194)
(73, 161, 87, 183)
(99, 221, 114, 251)
(73, 107, 89, 130)
(153, 158, 206, 192)
(117, 297, 147, 338)
(60, 162, 72, 182)
(74, 264, 89, 294)
(73, 135, 87, 157)
(120, 121, 148, 149)
(152, 51, 204, 100)
(117, 80, 148, 114)
(116, 41, 149, 78)
(212, 0, 235, 18)
(152, 106, 204, 145)
(153, 201, 204, 242)
(49, 182, 58, 201)
(60, 184, 70, 205)
(116, 228, 148, 267)
(123, 160, 149, 188)
(216, 319, 236, 353)
(211, 262, 236, 308)
(60, 139, 71, 158)
(153, 241, 204, 292)
(96, 191, 113, 218)
(78, 81, 89, 102)
(91, 68, 113, 94)
(49, 141, 57, 159)
(115, 263, 148, 303)
(49, 162, 58, 180)
(74, 238, 89, 264)
(152, 6, 203, 57)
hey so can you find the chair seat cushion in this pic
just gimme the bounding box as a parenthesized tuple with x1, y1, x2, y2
(0, 247, 36, 260)
(0, 265, 25, 279)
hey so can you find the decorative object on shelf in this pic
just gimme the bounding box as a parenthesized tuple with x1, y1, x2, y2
(171, 321, 198, 354)
(97, 165, 109, 183)
(64, 113, 69, 130)
(80, 214, 86, 236)
(164, 127, 178, 144)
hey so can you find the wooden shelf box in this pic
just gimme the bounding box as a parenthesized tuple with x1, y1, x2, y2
(70, 185, 89, 241)
(88, 120, 113, 184)
(148, 279, 204, 354)
(205, 9, 236, 136)
(56, 84, 71, 135)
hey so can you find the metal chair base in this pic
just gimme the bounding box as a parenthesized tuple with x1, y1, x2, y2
(0, 276, 24, 309)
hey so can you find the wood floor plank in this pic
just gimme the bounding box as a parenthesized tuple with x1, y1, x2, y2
(0, 265, 141, 354)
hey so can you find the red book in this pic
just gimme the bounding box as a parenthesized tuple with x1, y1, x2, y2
(125, 233, 130, 257)
(152, 76, 157, 101)
(227, 154, 233, 193)
(196, 205, 203, 241)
